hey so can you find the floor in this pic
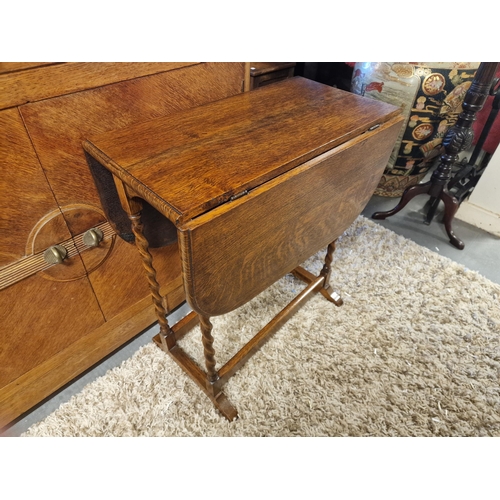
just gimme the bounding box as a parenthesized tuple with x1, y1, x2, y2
(2, 191, 499, 437)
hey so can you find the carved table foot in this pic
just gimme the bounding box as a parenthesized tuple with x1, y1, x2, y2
(372, 182, 431, 220)
(441, 189, 464, 249)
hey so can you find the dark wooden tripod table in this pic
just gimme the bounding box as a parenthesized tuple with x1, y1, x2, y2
(373, 62, 499, 250)
(83, 77, 403, 420)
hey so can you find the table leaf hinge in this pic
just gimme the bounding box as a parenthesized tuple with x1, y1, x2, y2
(229, 190, 249, 202)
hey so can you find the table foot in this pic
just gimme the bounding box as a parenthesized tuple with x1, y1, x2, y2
(321, 285, 343, 306)
(153, 331, 238, 421)
(441, 189, 464, 250)
(212, 392, 238, 421)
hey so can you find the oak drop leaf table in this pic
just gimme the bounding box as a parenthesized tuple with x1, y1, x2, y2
(83, 77, 403, 420)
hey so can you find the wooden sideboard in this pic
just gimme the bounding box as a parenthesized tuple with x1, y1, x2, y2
(0, 62, 248, 429)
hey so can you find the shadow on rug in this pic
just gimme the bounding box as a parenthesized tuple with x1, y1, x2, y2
(24, 216, 500, 436)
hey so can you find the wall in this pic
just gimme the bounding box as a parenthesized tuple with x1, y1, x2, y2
(456, 148, 500, 236)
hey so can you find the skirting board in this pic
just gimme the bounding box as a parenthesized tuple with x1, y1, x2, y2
(456, 200, 500, 237)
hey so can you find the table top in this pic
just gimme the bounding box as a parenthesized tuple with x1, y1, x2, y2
(83, 77, 400, 224)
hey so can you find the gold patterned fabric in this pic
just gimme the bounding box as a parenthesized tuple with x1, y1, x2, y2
(351, 62, 479, 197)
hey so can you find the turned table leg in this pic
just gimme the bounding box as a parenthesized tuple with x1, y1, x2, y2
(319, 241, 343, 305)
(112, 177, 177, 350)
(199, 315, 219, 386)
(128, 210, 176, 350)
(199, 314, 239, 420)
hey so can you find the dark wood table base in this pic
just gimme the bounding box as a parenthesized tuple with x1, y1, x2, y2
(372, 62, 499, 250)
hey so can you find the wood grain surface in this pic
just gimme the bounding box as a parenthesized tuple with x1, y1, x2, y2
(21, 62, 246, 211)
(0, 62, 59, 74)
(0, 270, 105, 388)
(0, 278, 184, 429)
(179, 117, 403, 316)
(84, 77, 401, 223)
(83, 237, 182, 321)
(0, 62, 197, 109)
(0, 109, 63, 267)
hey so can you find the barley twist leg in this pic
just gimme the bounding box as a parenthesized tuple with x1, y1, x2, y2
(319, 241, 343, 306)
(199, 315, 219, 388)
(320, 241, 335, 286)
(129, 212, 175, 349)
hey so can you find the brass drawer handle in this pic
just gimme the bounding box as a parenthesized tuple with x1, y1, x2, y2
(83, 228, 104, 247)
(43, 245, 68, 265)
(1, 221, 116, 291)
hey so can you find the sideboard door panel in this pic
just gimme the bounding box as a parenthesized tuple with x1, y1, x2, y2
(0, 108, 105, 389)
(19, 62, 245, 320)
(0, 274, 105, 387)
(81, 237, 183, 321)
(0, 109, 61, 268)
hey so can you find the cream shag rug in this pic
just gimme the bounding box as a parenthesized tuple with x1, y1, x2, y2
(24, 217, 500, 437)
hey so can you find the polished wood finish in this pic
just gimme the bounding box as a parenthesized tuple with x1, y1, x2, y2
(153, 310, 199, 344)
(128, 208, 175, 345)
(0, 62, 197, 109)
(373, 62, 500, 250)
(20, 62, 245, 211)
(319, 242, 344, 306)
(243, 62, 251, 92)
(0, 108, 62, 267)
(0, 62, 247, 430)
(0, 106, 107, 394)
(199, 315, 218, 384)
(0, 271, 104, 388)
(0, 62, 58, 74)
(84, 77, 400, 223)
(179, 118, 402, 316)
(292, 263, 342, 305)
(85, 78, 403, 420)
(83, 236, 183, 321)
(0, 279, 183, 428)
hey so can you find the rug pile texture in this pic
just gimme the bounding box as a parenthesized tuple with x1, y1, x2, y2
(24, 217, 500, 436)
